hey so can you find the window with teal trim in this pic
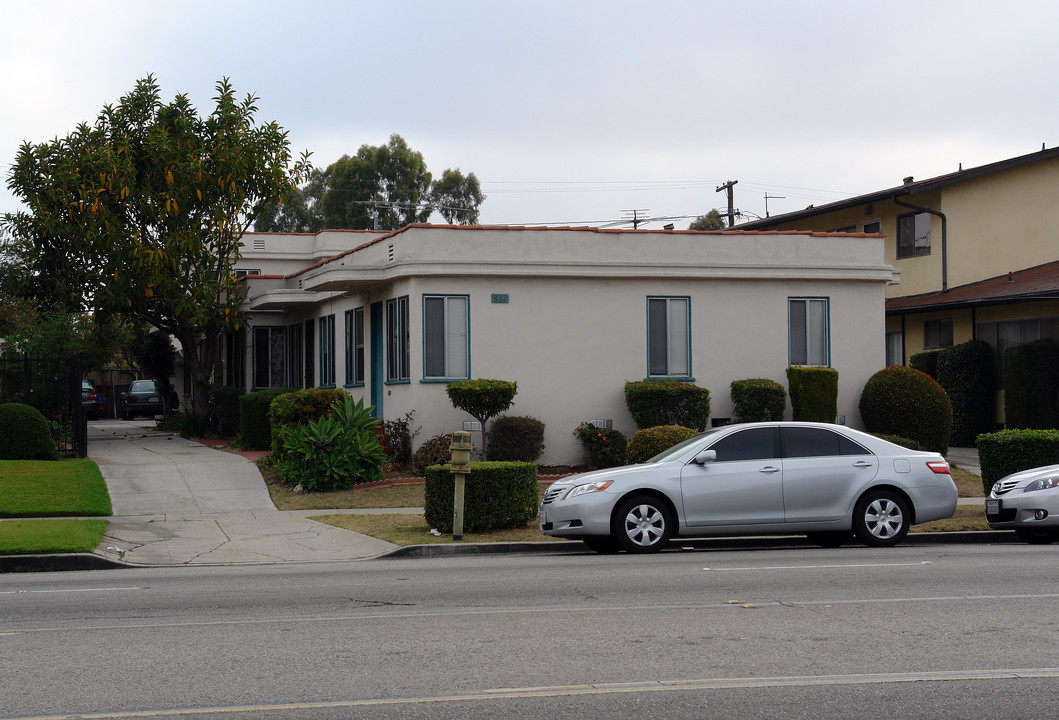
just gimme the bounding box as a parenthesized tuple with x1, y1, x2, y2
(789, 298, 829, 366)
(386, 296, 410, 381)
(319, 314, 335, 386)
(424, 295, 469, 380)
(345, 307, 365, 385)
(647, 297, 690, 378)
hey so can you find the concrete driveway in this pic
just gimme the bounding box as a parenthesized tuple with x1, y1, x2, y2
(90, 420, 401, 566)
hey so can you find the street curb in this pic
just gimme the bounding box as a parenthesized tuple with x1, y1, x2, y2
(0, 553, 132, 573)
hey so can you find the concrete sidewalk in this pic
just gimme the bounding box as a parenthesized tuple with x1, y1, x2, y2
(89, 421, 400, 566)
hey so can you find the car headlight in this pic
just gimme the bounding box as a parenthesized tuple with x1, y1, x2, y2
(1025, 478, 1059, 492)
(566, 480, 613, 499)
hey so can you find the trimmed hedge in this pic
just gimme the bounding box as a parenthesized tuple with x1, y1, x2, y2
(871, 433, 925, 451)
(0, 403, 58, 460)
(937, 339, 995, 446)
(624, 380, 710, 430)
(977, 428, 1059, 494)
(1004, 339, 1059, 429)
(488, 416, 546, 462)
(786, 366, 838, 423)
(859, 365, 953, 455)
(268, 388, 348, 460)
(626, 425, 699, 464)
(209, 385, 244, 437)
(238, 388, 297, 450)
(730, 378, 786, 422)
(909, 350, 941, 380)
(573, 423, 628, 469)
(424, 461, 539, 533)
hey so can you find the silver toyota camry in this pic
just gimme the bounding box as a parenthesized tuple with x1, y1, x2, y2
(986, 464, 1059, 544)
(540, 421, 958, 553)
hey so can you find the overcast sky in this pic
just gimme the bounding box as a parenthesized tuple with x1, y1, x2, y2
(2, 0, 1056, 230)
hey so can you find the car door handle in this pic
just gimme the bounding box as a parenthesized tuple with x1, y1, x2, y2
(852, 461, 874, 469)
(759, 466, 780, 474)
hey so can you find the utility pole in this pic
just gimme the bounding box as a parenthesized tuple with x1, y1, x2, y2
(715, 181, 738, 227)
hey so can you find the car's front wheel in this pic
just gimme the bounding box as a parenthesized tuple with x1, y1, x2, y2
(613, 495, 673, 553)
(853, 490, 910, 547)
(1015, 528, 1059, 545)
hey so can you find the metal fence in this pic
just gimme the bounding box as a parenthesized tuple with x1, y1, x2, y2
(0, 353, 86, 458)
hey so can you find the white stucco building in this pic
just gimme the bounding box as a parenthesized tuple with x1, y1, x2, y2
(225, 224, 897, 465)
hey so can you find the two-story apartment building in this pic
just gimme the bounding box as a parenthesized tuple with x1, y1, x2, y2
(223, 224, 896, 465)
(738, 146, 1059, 419)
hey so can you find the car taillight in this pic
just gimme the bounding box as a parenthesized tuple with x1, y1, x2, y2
(926, 461, 950, 474)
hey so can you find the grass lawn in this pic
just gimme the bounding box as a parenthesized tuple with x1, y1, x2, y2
(0, 519, 109, 555)
(0, 459, 113, 517)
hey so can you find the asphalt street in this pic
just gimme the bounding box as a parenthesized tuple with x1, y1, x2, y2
(2, 540, 1058, 719)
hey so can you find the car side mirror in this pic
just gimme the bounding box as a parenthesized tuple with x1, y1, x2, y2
(694, 449, 717, 465)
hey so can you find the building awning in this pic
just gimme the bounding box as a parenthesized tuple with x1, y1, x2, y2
(886, 261, 1059, 314)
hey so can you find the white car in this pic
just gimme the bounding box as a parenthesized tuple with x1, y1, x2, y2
(540, 422, 958, 553)
(986, 464, 1059, 544)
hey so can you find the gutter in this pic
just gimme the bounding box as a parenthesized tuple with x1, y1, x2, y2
(893, 196, 948, 292)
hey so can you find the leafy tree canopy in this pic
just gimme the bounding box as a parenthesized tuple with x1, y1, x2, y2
(2, 75, 310, 409)
(688, 209, 727, 231)
(255, 134, 485, 232)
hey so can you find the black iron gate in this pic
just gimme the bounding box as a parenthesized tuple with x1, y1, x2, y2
(0, 353, 86, 458)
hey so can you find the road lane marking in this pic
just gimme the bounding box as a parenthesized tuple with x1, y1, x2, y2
(0, 587, 143, 596)
(5, 668, 1059, 719)
(704, 561, 933, 571)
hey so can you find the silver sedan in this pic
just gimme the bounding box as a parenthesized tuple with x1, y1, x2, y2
(540, 421, 958, 553)
(986, 464, 1059, 544)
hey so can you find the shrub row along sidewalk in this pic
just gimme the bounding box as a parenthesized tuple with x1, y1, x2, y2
(0, 459, 112, 555)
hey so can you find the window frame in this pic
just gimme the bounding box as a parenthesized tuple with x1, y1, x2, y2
(422, 294, 470, 382)
(252, 325, 288, 390)
(896, 211, 931, 259)
(386, 296, 410, 383)
(788, 297, 830, 367)
(646, 296, 692, 379)
(922, 318, 954, 350)
(344, 307, 365, 387)
(318, 315, 336, 387)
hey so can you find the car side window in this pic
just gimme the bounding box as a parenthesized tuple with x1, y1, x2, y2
(708, 428, 777, 462)
(782, 427, 870, 458)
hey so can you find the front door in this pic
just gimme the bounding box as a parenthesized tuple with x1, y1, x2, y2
(681, 426, 784, 526)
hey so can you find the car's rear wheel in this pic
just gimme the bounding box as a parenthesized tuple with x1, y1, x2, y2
(806, 531, 853, 548)
(583, 537, 620, 554)
(1015, 528, 1059, 545)
(852, 490, 910, 547)
(613, 495, 673, 553)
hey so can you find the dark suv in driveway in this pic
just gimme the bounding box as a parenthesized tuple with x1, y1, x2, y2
(120, 379, 165, 420)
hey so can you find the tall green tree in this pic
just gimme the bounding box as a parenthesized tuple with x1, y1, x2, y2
(688, 209, 727, 231)
(430, 168, 484, 225)
(2, 75, 311, 410)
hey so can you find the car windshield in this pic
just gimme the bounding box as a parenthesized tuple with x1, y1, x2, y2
(646, 429, 720, 463)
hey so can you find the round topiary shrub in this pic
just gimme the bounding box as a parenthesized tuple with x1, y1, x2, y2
(626, 425, 698, 464)
(859, 366, 953, 455)
(487, 415, 545, 462)
(574, 423, 628, 469)
(412, 433, 455, 475)
(0, 403, 58, 460)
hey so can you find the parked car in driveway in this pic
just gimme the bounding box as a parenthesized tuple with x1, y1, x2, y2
(986, 465, 1059, 544)
(540, 421, 958, 553)
(120, 379, 165, 420)
(81, 381, 101, 420)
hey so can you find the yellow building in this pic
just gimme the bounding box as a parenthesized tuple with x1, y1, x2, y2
(739, 147, 1059, 410)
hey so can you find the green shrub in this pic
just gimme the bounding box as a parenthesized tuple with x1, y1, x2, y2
(786, 366, 838, 423)
(269, 388, 348, 460)
(730, 378, 786, 422)
(412, 433, 455, 476)
(859, 365, 953, 454)
(909, 350, 941, 380)
(937, 339, 995, 446)
(1004, 339, 1059, 429)
(977, 428, 1059, 494)
(487, 415, 546, 462)
(273, 396, 385, 491)
(209, 385, 244, 437)
(239, 388, 296, 450)
(573, 423, 628, 469)
(0, 403, 58, 460)
(871, 433, 925, 451)
(624, 380, 711, 430)
(423, 461, 538, 533)
(445, 379, 518, 459)
(159, 411, 208, 438)
(626, 425, 698, 464)
(383, 411, 420, 467)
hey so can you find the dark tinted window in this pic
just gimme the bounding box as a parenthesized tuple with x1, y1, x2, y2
(782, 427, 869, 458)
(709, 428, 777, 462)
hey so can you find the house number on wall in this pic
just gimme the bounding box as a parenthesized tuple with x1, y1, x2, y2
(491, 294, 510, 304)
